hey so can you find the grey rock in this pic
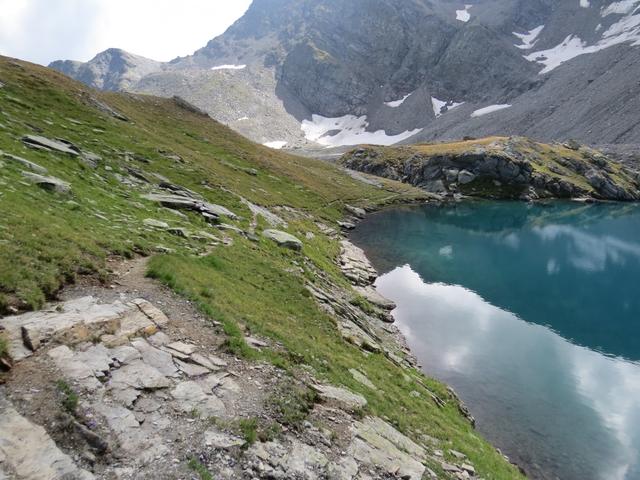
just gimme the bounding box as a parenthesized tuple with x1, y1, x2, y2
(348, 417, 426, 480)
(22, 135, 79, 156)
(345, 205, 366, 218)
(204, 430, 244, 449)
(1, 151, 47, 173)
(21, 171, 71, 194)
(349, 368, 377, 391)
(312, 384, 367, 410)
(0, 402, 95, 479)
(170, 380, 226, 417)
(262, 229, 303, 251)
(457, 170, 476, 184)
(143, 218, 170, 229)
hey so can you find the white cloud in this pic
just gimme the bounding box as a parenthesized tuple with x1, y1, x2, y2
(0, 0, 252, 65)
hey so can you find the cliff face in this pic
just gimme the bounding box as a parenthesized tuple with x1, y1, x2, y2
(50, 0, 640, 147)
(341, 137, 640, 201)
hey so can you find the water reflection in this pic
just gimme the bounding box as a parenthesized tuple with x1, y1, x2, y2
(350, 201, 640, 480)
(377, 265, 640, 480)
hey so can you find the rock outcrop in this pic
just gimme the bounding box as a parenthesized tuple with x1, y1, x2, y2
(341, 136, 640, 201)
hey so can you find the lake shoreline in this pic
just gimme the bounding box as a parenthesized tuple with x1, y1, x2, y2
(345, 201, 528, 476)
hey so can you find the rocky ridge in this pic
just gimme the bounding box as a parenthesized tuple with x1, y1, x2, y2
(341, 136, 640, 201)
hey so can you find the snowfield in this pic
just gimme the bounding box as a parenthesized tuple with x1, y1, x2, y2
(263, 141, 288, 149)
(471, 104, 512, 117)
(210, 64, 247, 71)
(431, 97, 464, 118)
(526, 3, 640, 73)
(301, 114, 421, 147)
(456, 5, 472, 22)
(513, 25, 545, 50)
(385, 92, 413, 108)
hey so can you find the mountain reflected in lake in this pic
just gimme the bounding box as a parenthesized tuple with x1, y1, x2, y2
(351, 201, 640, 480)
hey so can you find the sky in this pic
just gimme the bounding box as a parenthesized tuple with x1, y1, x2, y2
(0, 0, 252, 66)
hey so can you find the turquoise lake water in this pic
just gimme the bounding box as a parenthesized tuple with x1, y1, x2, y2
(350, 201, 640, 480)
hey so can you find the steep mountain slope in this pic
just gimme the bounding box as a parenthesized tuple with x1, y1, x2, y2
(50, 0, 640, 147)
(50, 48, 162, 91)
(0, 56, 527, 479)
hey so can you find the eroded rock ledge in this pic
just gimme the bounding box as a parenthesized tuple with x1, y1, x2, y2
(341, 136, 640, 201)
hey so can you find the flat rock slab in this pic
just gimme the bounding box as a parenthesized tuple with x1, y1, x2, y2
(349, 368, 377, 391)
(0, 296, 126, 360)
(1, 151, 47, 173)
(0, 402, 95, 479)
(263, 229, 303, 251)
(142, 194, 237, 221)
(21, 171, 71, 194)
(22, 135, 80, 156)
(339, 240, 377, 286)
(354, 285, 396, 311)
(312, 384, 367, 410)
(348, 417, 426, 480)
(248, 437, 329, 480)
(171, 380, 226, 418)
(204, 430, 244, 449)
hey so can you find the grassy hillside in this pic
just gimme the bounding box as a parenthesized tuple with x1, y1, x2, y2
(0, 56, 523, 479)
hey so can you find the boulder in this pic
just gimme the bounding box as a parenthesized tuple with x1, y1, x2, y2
(457, 170, 477, 184)
(143, 218, 169, 229)
(263, 229, 303, 251)
(345, 204, 366, 218)
(21, 171, 70, 194)
(22, 135, 79, 156)
(312, 384, 367, 410)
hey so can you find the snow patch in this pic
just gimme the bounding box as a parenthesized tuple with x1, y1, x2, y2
(385, 92, 413, 108)
(525, 2, 640, 74)
(301, 114, 422, 147)
(210, 64, 247, 71)
(580, 0, 590, 8)
(513, 25, 545, 49)
(456, 4, 472, 22)
(470, 104, 512, 117)
(263, 141, 288, 150)
(601, 0, 640, 16)
(431, 97, 464, 118)
(236, 116, 249, 122)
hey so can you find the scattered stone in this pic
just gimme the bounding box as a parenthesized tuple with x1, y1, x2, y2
(450, 449, 467, 460)
(338, 221, 356, 230)
(204, 430, 244, 449)
(262, 229, 303, 251)
(142, 193, 237, 222)
(110, 360, 171, 390)
(175, 358, 210, 377)
(348, 417, 426, 480)
(354, 285, 396, 311)
(241, 198, 287, 227)
(22, 135, 79, 156)
(457, 170, 477, 184)
(132, 298, 170, 329)
(312, 384, 367, 410)
(165, 341, 197, 355)
(245, 336, 269, 349)
(345, 204, 366, 218)
(143, 218, 169, 229)
(1, 151, 47, 173)
(349, 369, 377, 390)
(170, 381, 226, 417)
(21, 171, 70, 194)
(80, 151, 102, 168)
(131, 338, 179, 377)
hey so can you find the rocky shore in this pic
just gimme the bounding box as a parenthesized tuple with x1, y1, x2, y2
(341, 136, 640, 201)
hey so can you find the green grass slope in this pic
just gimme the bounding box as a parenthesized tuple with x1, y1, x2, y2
(0, 56, 523, 479)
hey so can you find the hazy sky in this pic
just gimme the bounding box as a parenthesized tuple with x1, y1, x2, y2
(0, 0, 252, 66)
